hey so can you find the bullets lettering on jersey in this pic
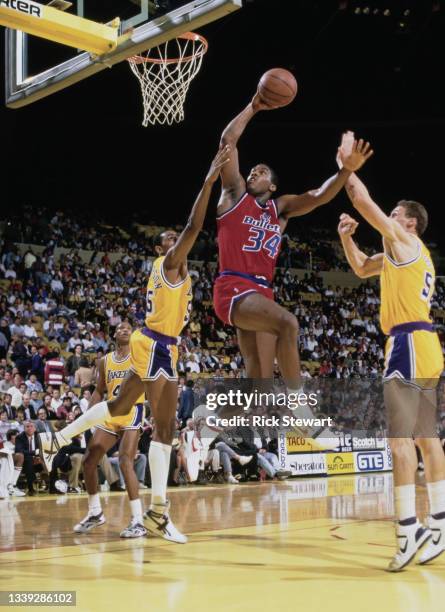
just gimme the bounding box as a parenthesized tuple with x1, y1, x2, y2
(242, 214, 280, 233)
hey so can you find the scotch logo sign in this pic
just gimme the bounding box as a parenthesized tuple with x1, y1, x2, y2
(0, 0, 42, 18)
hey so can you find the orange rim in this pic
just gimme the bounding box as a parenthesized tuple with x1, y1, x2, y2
(128, 32, 208, 65)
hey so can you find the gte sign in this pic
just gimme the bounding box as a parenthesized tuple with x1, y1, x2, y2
(357, 452, 384, 472)
(0, 0, 42, 18)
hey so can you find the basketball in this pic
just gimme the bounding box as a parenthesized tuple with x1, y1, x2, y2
(258, 68, 298, 107)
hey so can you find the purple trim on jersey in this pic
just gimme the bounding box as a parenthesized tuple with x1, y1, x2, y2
(141, 327, 177, 345)
(389, 321, 433, 335)
(148, 342, 175, 379)
(385, 241, 421, 268)
(384, 333, 412, 379)
(254, 198, 269, 211)
(128, 403, 144, 428)
(216, 192, 248, 220)
(228, 290, 257, 326)
(219, 270, 271, 288)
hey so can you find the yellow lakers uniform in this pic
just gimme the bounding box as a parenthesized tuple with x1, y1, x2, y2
(98, 352, 145, 435)
(381, 237, 443, 385)
(130, 256, 192, 381)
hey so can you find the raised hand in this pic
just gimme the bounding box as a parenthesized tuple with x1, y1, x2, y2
(337, 131, 374, 172)
(338, 213, 359, 237)
(205, 145, 231, 184)
(251, 90, 278, 112)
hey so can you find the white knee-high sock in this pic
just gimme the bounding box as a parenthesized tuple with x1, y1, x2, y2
(427, 480, 445, 516)
(88, 493, 102, 516)
(149, 441, 171, 508)
(59, 401, 111, 443)
(12, 466, 22, 486)
(394, 484, 416, 522)
(130, 498, 143, 522)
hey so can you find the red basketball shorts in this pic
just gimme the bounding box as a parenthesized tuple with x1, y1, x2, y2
(213, 274, 274, 326)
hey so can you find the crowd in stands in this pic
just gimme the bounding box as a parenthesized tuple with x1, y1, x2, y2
(1, 208, 445, 496)
(1, 205, 353, 270)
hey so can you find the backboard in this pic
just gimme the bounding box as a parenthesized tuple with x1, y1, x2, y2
(3, 0, 242, 108)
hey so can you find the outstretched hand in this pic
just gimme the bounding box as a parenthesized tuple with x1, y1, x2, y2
(251, 90, 279, 112)
(205, 145, 231, 184)
(337, 131, 374, 172)
(338, 213, 359, 237)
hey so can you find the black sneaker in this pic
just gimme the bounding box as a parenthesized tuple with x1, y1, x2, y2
(110, 482, 125, 492)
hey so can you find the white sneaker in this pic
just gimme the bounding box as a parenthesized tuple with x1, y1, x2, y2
(120, 518, 148, 539)
(7, 484, 26, 497)
(55, 480, 68, 494)
(418, 516, 445, 565)
(226, 474, 239, 484)
(143, 502, 187, 544)
(73, 511, 106, 533)
(37, 431, 68, 472)
(238, 456, 253, 466)
(387, 520, 431, 572)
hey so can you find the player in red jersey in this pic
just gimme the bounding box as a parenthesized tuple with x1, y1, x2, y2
(214, 93, 372, 410)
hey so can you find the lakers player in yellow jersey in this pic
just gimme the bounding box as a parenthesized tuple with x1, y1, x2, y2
(73, 321, 147, 539)
(338, 132, 445, 571)
(38, 145, 231, 544)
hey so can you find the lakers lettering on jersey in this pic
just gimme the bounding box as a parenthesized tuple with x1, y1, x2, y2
(381, 237, 443, 385)
(97, 352, 145, 436)
(130, 256, 192, 381)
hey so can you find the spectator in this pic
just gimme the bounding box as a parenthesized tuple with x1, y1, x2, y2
(0, 370, 13, 393)
(30, 345, 45, 381)
(57, 397, 72, 420)
(66, 344, 83, 382)
(79, 389, 91, 414)
(14, 421, 42, 495)
(1, 393, 15, 420)
(51, 389, 63, 414)
(10, 382, 27, 410)
(34, 407, 54, 434)
(25, 373, 43, 393)
(44, 350, 65, 387)
(9, 317, 25, 337)
(0, 428, 25, 497)
(17, 393, 36, 421)
(0, 327, 9, 359)
(177, 381, 196, 427)
(29, 390, 43, 415)
(23, 319, 38, 339)
(0, 410, 14, 441)
(74, 357, 94, 390)
(14, 409, 26, 433)
(81, 332, 95, 352)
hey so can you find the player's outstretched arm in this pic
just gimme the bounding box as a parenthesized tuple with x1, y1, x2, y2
(218, 93, 274, 204)
(276, 134, 373, 219)
(164, 146, 231, 272)
(88, 357, 106, 409)
(337, 213, 383, 278)
(338, 132, 410, 244)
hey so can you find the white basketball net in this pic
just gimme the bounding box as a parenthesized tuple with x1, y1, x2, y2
(128, 33, 208, 127)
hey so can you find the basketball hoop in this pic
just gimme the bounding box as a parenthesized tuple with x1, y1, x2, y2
(128, 32, 208, 127)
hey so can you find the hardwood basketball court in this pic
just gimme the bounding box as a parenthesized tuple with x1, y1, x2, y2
(1, 475, 443, 612)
